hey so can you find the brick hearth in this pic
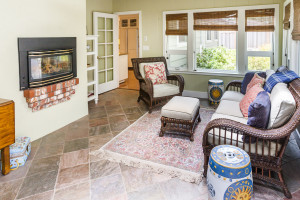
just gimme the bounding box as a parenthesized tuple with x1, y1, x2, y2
(23, 78, 79, 112)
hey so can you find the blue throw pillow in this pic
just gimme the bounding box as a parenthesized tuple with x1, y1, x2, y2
(243, 91, 271, 143)
(241, 72, 266, 94)
(247, 91, 271, 129)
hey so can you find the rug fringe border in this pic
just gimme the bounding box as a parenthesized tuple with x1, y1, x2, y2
(91, 149, 203, 184)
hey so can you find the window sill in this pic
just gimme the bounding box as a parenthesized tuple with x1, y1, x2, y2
(169, 70, 245, 78)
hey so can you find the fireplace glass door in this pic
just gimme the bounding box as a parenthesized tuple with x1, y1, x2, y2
(28, 49, 73, 84)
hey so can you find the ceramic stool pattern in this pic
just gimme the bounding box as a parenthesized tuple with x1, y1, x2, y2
(208, 79, 224, 105)
(207, 145, 253, 200)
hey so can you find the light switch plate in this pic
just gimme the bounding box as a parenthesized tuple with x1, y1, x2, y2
(143, 45, 150, 51)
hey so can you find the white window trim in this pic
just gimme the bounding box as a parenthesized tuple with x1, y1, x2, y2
(163, 4, 280, 76)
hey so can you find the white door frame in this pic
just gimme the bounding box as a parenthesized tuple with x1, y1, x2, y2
(114, 11, 143, 58)
(93, 12, 119, 94)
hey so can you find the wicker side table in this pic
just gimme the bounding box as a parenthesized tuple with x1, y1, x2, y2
(160, 96, 201, 141)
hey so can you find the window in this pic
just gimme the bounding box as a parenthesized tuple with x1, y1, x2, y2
(165, 13, 188, 70)
(194, 10, 238, 71)
(163, 5, 279, 74)
(245, 9, 275, 71)
(206, 31, 212, 41)
(214, 31, 218, 40)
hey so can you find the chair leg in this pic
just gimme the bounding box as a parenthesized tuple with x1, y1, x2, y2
(137, 96, 141, 102)
(203, 155, 209, 178)
(278, 171, 292, 199)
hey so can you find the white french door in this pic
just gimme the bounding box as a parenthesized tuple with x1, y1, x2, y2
(93, 12, 119, 94)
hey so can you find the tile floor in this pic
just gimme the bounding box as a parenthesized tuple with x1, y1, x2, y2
(1, 89, 300, 200)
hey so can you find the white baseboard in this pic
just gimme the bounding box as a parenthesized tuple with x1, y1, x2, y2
(183, 90, 208, 99)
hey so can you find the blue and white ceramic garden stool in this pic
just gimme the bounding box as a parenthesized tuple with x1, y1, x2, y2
(207, 145, 253, 200)
(208, 79, 224, 105)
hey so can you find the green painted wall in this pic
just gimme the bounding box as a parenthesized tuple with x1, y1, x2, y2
(86, 0, 113, 35)
(112, 0, 284, 92)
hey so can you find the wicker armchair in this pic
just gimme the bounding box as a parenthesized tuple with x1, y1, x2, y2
(202, 78, 300, 199)
(131, 57, 184, 113)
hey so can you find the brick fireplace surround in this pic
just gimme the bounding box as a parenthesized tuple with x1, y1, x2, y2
(23, 78, 79, 112)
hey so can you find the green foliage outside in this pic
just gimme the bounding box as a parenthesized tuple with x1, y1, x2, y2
(196, 46, 236, 70)
(196, 45, 271, 71)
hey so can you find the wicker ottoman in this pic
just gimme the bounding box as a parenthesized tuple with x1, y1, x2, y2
(160, 96, 201, 141)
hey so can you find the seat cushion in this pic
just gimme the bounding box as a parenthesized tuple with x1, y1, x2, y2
(268, 83, 296, 129)
(221, 91, 244, 102)
(161, 96, 200, 120)
(139, 62, 164, 78)
(211, 113, 248, 124)
(153, 83, 180, 98)
(215, 100, 244, 118)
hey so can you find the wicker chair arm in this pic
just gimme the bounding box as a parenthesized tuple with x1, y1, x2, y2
(140, 77, 154, 97)
(167, 75, 185, 93)
(226, 80, 242, 91)
(203, 118, 292, 142)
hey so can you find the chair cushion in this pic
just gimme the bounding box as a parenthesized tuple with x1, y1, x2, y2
(161, 96, 200, 120)
(215, 100, 244, 118)
(221, 91, 244, 102)
(153, 83, 180, 98)
(241, 72, 266, 94)
(246, 73, 265, 93)
(247, 91, 271, 129)
(211, 113, 248, 124)
(139, 62, 164, 78)
(144, 62, 168, 85)
(240, 83, 264, 117)
(268, 83, 296, 129)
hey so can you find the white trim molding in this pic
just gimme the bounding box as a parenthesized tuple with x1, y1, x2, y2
(114, 11, 143, 58)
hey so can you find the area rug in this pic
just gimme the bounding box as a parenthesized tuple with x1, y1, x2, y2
(91, 108, 215, 184)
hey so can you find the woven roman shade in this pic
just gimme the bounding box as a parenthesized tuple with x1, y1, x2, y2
(283, 3, 291, 30)
(166, 13, 188, 35)
(292, 0, 300, 40)
(245, 8, 275, 32)
(193, 10, 238, 31)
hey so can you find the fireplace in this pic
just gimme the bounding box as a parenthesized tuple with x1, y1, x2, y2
(18, 37, 77, 90)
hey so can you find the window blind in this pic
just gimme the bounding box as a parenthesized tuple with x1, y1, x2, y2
(283, 3, 291, 30)
(292, 0, 300, 40)
(166, 13, 188, 35)
(245, 8, 275, 32)
(193, 10, 238, 31)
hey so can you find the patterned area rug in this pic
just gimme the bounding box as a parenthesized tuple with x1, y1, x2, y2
(92, 108, 215, 183)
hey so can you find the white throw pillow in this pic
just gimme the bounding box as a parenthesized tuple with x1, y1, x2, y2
(139, 62, 165, 78)
(266, 69, 275, 81)
(268, 83, 296, 129)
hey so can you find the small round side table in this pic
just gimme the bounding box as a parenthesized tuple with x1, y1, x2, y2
(207, 145, 253, 200)
(208, 79, 224, 105)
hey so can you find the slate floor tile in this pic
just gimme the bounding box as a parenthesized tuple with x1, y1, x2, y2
(89, 124, 111, 136)
(35, 143, 64, 159)
(56, 164, 89, 189)
(19, 190, 53, 200)
(90, 160, 121, 180)
(60, 149, 89, 169)
(91, 174, 126, 200)
(0, 179, 23, 200)
(54, 181, 90, 200)
(27, 155, 60, 176)
(17, 170, 58, 199)
(64, 138, 89, 153)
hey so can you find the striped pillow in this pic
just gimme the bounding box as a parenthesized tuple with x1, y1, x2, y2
(246, 73, 265, 93)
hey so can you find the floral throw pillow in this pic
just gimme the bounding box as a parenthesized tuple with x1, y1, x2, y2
(246, 73, 265, 93)
(240, 83, 264, 117)
(144, 62, 168, 85)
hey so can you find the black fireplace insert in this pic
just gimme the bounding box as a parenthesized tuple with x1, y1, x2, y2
(18, 37, 77, 90)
